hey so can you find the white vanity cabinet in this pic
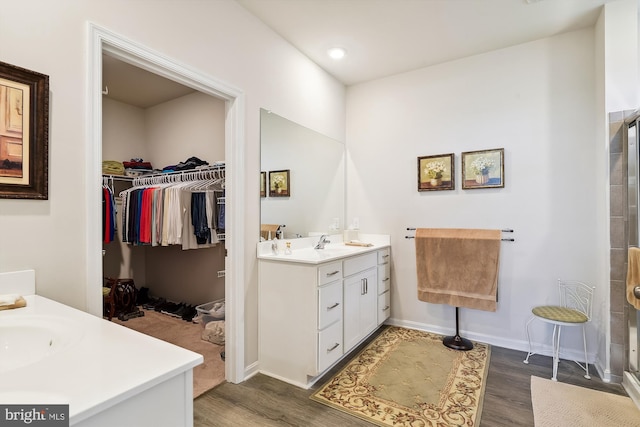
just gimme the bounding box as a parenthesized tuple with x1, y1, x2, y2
(257, 237, 391, 389)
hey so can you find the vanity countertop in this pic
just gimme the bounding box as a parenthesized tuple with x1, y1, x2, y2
(0, 294, 203, 424)
(257, 233, 390, 265)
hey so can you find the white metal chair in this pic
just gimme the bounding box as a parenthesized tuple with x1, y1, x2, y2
(523, 279, 594, 381)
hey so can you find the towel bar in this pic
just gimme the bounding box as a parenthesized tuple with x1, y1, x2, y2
(405, 227, 515, 241)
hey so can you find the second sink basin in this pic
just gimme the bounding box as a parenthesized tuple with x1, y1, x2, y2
(0, 315, 84, 374)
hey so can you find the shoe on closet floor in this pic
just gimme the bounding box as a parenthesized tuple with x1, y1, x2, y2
(182, 305, 197, 322)
(160, 302, 180, 315)
(156, 300, 175, 312)
(170, 303, 188, 318)
(136, 287, 150, 305)
(143, 297, 164, 310)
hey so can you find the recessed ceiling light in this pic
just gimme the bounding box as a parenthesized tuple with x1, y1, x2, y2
(327, 47, 347, 60)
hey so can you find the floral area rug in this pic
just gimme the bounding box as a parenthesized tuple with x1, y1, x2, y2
(311, 326, 490, 426)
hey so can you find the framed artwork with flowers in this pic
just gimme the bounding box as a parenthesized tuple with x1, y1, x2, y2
(269, 169, 290, 197)
(461, 148, 504, 189)
(418, 153, 454, 191)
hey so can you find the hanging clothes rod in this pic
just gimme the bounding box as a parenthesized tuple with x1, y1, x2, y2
(404, 227, 515, 241)
(132, 164, 225, 187)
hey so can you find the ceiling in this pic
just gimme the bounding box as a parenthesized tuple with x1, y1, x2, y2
(237, 0, 610, 86)
(103, 0, 611, 107)
(102, 55, 196, 108)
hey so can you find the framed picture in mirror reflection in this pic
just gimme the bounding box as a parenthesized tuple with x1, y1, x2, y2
(269, 169, 290, 197)
(260, 171, 266, 197)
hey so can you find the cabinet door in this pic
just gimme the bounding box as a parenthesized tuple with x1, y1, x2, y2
(343, 268, 377, 350)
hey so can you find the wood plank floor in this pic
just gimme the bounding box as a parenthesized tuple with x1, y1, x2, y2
(194, 331, 628, 426)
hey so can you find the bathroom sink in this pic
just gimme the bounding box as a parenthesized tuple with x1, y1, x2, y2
(0, 315, 83, 374)
(277, 245, 365, 262)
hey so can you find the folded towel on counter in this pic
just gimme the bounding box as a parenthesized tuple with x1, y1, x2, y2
(0, 294, 19, 306)
(415, 228, 501, 312)
(627, 247, 640, 309)
(0, 295, 26, 310)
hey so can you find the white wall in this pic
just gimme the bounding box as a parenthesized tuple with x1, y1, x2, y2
(102, 98, 147, 161)
(0, 0, 345, 374)
(145, 91, 226, 168)
(346, 29, 600, 357)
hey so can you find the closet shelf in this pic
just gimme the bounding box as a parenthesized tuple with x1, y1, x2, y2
(102, 164, 225, 186)
(102, 174, 134, 182)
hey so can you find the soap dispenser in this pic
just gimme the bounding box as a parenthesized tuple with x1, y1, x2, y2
(284, 241, 292, 255)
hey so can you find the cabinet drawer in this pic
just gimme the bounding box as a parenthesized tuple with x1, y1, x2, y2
(317, 320, 343, 373)
(318, 261, 342, 286)
(377, 264, 390, 294)
(378, 291, 390, 325)
(318, 280, 343, 330)
(377, 248, 390, 264)
(343, 252, 377, 277)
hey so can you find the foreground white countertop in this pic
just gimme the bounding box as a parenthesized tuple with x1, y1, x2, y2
(257, 233, 390, 264)
(0, 295, 203, 425)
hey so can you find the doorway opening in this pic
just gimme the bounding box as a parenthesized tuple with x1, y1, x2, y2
(87, 23, 246, 384)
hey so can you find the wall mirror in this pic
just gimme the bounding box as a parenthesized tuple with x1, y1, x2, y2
(260, 108, 345, 240)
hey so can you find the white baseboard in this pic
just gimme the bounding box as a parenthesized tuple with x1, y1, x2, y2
(243, 360, 260, 382)
(385, 316, 597, 364)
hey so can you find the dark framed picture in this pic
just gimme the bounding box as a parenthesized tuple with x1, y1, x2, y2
(461, 148, 504, 189)
(0, 61, 49, 199)
(418, 153, 454, 191)
(260, 171, 267, 197)
(269, 169, 290, 197)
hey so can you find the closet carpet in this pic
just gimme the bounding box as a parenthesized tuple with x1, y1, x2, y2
(113, 308, 225, 397)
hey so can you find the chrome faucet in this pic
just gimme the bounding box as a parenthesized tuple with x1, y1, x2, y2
(314, 234, 331, 249)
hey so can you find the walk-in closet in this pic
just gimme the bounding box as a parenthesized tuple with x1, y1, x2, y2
(100, 54, 227, 395)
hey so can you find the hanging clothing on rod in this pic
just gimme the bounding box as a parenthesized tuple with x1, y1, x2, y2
(119, 166, 226, 249)
(102, 177, 116, 244)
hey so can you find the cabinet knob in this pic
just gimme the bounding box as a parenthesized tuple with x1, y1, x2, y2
(634, 286, 640, 299)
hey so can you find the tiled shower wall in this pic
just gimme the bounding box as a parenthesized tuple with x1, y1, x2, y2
(609, 110, 637, 382)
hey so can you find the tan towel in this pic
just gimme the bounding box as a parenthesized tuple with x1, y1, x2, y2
(260, 224, 280, 240)
(415, 228, 501, 312)
(0, 296, 26, 311)
(627, 247, 640, 309)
